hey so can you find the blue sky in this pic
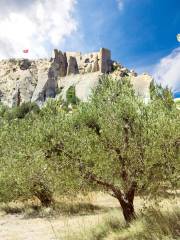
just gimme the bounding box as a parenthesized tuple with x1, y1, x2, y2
(65, 0, 180, 92)
(0, 0, 179, 91)
(75, 0, 180, 68)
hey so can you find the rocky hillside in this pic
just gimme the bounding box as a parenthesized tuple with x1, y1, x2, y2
(0, 48, 152, 107)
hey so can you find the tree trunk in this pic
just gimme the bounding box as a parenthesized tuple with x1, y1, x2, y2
(83, 170, 136, 222)
(118, 197, 135, 222)
(32, 181, 54, 207)
(36, 190, 53, 207)
(115, 182, 136, 222)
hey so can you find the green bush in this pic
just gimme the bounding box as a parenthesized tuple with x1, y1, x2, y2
(3, 102, 40, 120)
(0, 103, 9, 118)
(13, 102, 40, 119)
(66, 86, 80, 105)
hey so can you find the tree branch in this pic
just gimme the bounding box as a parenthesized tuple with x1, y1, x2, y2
(84, 172, 123, 197)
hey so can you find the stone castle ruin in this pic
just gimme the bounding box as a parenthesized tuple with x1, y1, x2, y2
(0, 48, 152, 107)
(52, 48, 112, 76)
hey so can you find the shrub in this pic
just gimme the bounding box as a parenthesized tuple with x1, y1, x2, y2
(66, 86, 80, 105)
(0, 103, 9, 118)
(3, 102, 40, 120)
(13, 102, 40, 118)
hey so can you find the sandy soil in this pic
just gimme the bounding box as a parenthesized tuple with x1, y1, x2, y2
(0, 193, 178, 240)
(0, 213, 105, 240)
(0, 194, 119, 240)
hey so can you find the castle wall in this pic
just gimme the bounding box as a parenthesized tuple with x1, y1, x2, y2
(52, 48, 112, 76)
(99, 48, 112, 73)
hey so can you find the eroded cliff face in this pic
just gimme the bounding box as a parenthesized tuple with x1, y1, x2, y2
(0, 48, 152, 107)
(0, 58, 50, 106)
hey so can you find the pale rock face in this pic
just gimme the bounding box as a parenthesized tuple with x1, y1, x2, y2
(0, 58, 59, 107)
(0, 48, 152, 107)
(67, 56, 79, 75)
(131, 73, 152, 102)
(130, 70, 138, 77)
(0, 59, 38, 106)
(110, 62, 131, 79)
(53, 49, 67, 77)
(99, 48, 112, 73)
(57, 72, 102, 101)
(64, 48, 111, 74)
(91, 55, 99, 72)
(110, 65, 152, 102)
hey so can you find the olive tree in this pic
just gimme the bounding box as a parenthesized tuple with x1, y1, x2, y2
(61, 76, 179, 222)
(0, 97, 86, 206)
(0, 100, 72, 206)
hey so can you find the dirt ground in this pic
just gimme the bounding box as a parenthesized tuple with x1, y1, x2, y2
(0, 213, 104, 240)
(1, 194, 177, 240)
(0, 194, 120, 240)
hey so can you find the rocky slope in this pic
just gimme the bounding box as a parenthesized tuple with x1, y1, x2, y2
(0, 48, 152, 107)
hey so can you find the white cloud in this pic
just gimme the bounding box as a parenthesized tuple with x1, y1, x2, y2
(153, 48, 180, 90)
(116, 0, 124, 11)
(0, 0, 77, 59)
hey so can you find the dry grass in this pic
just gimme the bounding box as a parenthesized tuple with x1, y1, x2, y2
(0, 193, 116, 240)
(0, 192, 114, 218)
(0, 193, 179, 240)
(64, 196, 180, 240)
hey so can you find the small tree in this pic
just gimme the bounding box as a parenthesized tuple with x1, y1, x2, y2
(0, 118, 52, 205)
(150, 80, 174, 109)
(0, 97, 87, 206)
(61, 76, 179, 222)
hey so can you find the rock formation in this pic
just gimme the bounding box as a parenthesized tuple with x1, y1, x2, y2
(0, 48, 152, 107)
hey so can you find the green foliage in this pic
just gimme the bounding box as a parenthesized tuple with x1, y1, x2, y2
(0, 103, 9, 118)
(61, 76, 179, 222)
(66, 85, 80, 105)
(0, 75, 179, 217)
(0, 102, 40, 121)
(150, 80, 174, 109)
(0, 100, 84, 204)
(65, 76, 179, 194)
(13, 102, 40, 118)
